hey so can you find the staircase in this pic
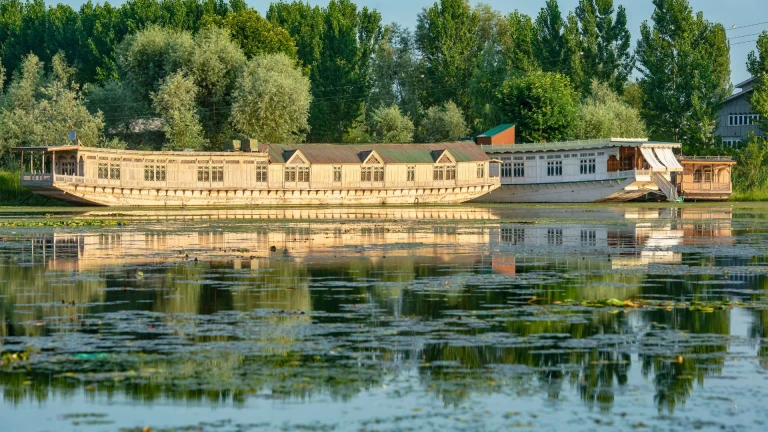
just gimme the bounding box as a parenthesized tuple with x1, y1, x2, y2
(652, 173, 679, 202)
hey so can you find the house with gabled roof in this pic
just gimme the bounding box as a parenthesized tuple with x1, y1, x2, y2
(716, 76, 763, 147)
(476, 124, 516, 146)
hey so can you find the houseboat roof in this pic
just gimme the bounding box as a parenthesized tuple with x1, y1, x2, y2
(259, 142, 490, 164)
(481, 138, 681, 154)
(12, 145, 269, 157)
(478, 124, 516, 137)
(678, 156, 736, 165)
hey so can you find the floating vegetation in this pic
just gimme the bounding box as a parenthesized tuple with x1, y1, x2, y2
(0, 219, 128, 227)
(0, 204, 767, 431)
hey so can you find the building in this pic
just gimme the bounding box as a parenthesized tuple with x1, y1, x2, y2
(716, 76, 763, 147)
(475, 124, 516, 146)
(672, 156, 736, 201)
(14, 141, 499, 206)
(475, 138, 683, 203)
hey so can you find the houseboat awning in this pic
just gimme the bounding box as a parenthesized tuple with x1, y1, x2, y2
(640, 147, 665, 170)
(654, 148, 683, 170)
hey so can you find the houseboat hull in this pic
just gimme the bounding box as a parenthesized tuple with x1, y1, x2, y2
(25, 182, 497, 206)
(472, 177, 657, 203)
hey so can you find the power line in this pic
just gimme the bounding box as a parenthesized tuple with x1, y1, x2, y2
(725, 21, 768, 31)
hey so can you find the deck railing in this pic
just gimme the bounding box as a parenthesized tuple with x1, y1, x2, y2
(54, 174, 86, 184)
(684, 182, 731, 191)
(21, 174, 53, 184)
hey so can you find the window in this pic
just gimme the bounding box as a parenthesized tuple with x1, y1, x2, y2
(513, 162, 525, 178)
(145, 165, 166, 182)
(297, 166, 310, 183)
(547, 228, 563, 246)
(477, 163, 485, 178)
(433, 166, 444, 180)
(109, 163, 120, 180)
(693, 169, 702, 183)
(525, 156, 536, 161)
(580, 158, 596, 174)
(373, 167, 384, 182)
(198, 166, 210, 182)
(501, 162, 512, 178)
(98, 163, 108, 179)
(547, 161, 563, 176)
(255, 162, 268, 183)
(581, 229, 597, 247)
(211, 166, 224, 182)
(361, 166, 372, 182)
(144, 165, 155, 181)
(704, 168, 712, 182)
(547, 154, 562, 159)
(156, 165, 166, 181)
(501, 228, 526, 244)
(333, 166, 342, 182)
(284, 167, 296, 182)
(406, 166, 415, 182)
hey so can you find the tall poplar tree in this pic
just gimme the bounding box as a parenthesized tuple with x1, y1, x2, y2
(415, 0, 478, 116)
(636, 0, 730, 152)
(533, 0, 566, 74)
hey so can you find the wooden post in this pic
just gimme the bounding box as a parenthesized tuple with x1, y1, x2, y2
(20, 151, 24, 175)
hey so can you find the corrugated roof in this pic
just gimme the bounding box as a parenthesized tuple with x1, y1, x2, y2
(478, 124, 516, 137)
(259, 142, 490, 164)
(482, 138, 680, 154)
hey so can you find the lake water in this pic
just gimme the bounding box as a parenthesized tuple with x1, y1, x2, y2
(1, 204, 767, 431)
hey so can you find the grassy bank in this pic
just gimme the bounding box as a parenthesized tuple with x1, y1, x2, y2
(0, 170, 68, 206)
(730, 189, 768, 201)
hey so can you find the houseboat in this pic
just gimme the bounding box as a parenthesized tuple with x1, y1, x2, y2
(14, 141, 499, 206)
(473, 130, 684, 203)
(672, 156, 736, 201)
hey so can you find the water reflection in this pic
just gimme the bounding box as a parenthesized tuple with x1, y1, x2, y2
(1, 205, 767, 427)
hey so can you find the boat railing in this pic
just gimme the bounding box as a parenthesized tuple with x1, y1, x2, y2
(21, 174, 53, 184)
(684, 182, 732, 191)
(54, 174, 86, 184)
(605, 169, 646, 179)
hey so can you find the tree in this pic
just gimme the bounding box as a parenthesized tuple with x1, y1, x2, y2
(151, 71, 206, 150)
(369, 24, 421, 120)
(497, 71, 578, 143)
(419, 101, 469, 142)
(636, 0, 730, 152)
(0, 54, 104, 155)
(371, 105, 414, 143)
(415, 0, 478, 115)
(732, 134, 768, 192)
(533, 0, 566, 74)
(506, 11, 537, 73)
(188, 26, 246, 145)
(116, 24, 195, 104)
(86, 80, 145, 136)
(230, 53, 311, 144)
(223, 9, 297, 60)
(622, 81, 643, 111)
(575, 80, 646, 139)
(747, 32, 768, 132)
(576, 0, 634, 94)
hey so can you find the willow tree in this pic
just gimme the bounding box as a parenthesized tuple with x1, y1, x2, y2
(151, 72, 206, 151)
(230, 53, 311, 144)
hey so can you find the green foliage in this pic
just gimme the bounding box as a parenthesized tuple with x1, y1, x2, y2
(0, 54, 104, 156)
(575, 80, 646, 139)
(575, 0, 634, 95)
(497, 71, 578, 143)
(732, 134, 768, 193)
(370, 105, 414, 143)
(747, 32, 768, 133)
(230, 53, 311, 144)
(533, 0, 565, 73)
(223, 9, 297, 60)
(369, 24, 421, 120)
(636, 0, 730, 153)
(342, 111, 372, 144)
(151, 71, 206, 150)
(86, 80, 145, 136)
(416, 0, 478, 115)
(622, 81, 643, 111)
(419, 101, 469, 143)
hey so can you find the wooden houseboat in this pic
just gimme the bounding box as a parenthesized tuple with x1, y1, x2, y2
(14, 141, 499, 206)
(672, 156, 736, 201)
(474, 138, 684, 203)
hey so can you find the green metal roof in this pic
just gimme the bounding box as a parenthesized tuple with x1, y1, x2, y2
(478, 124, 516, 137)
(482, 138, 680, 154)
